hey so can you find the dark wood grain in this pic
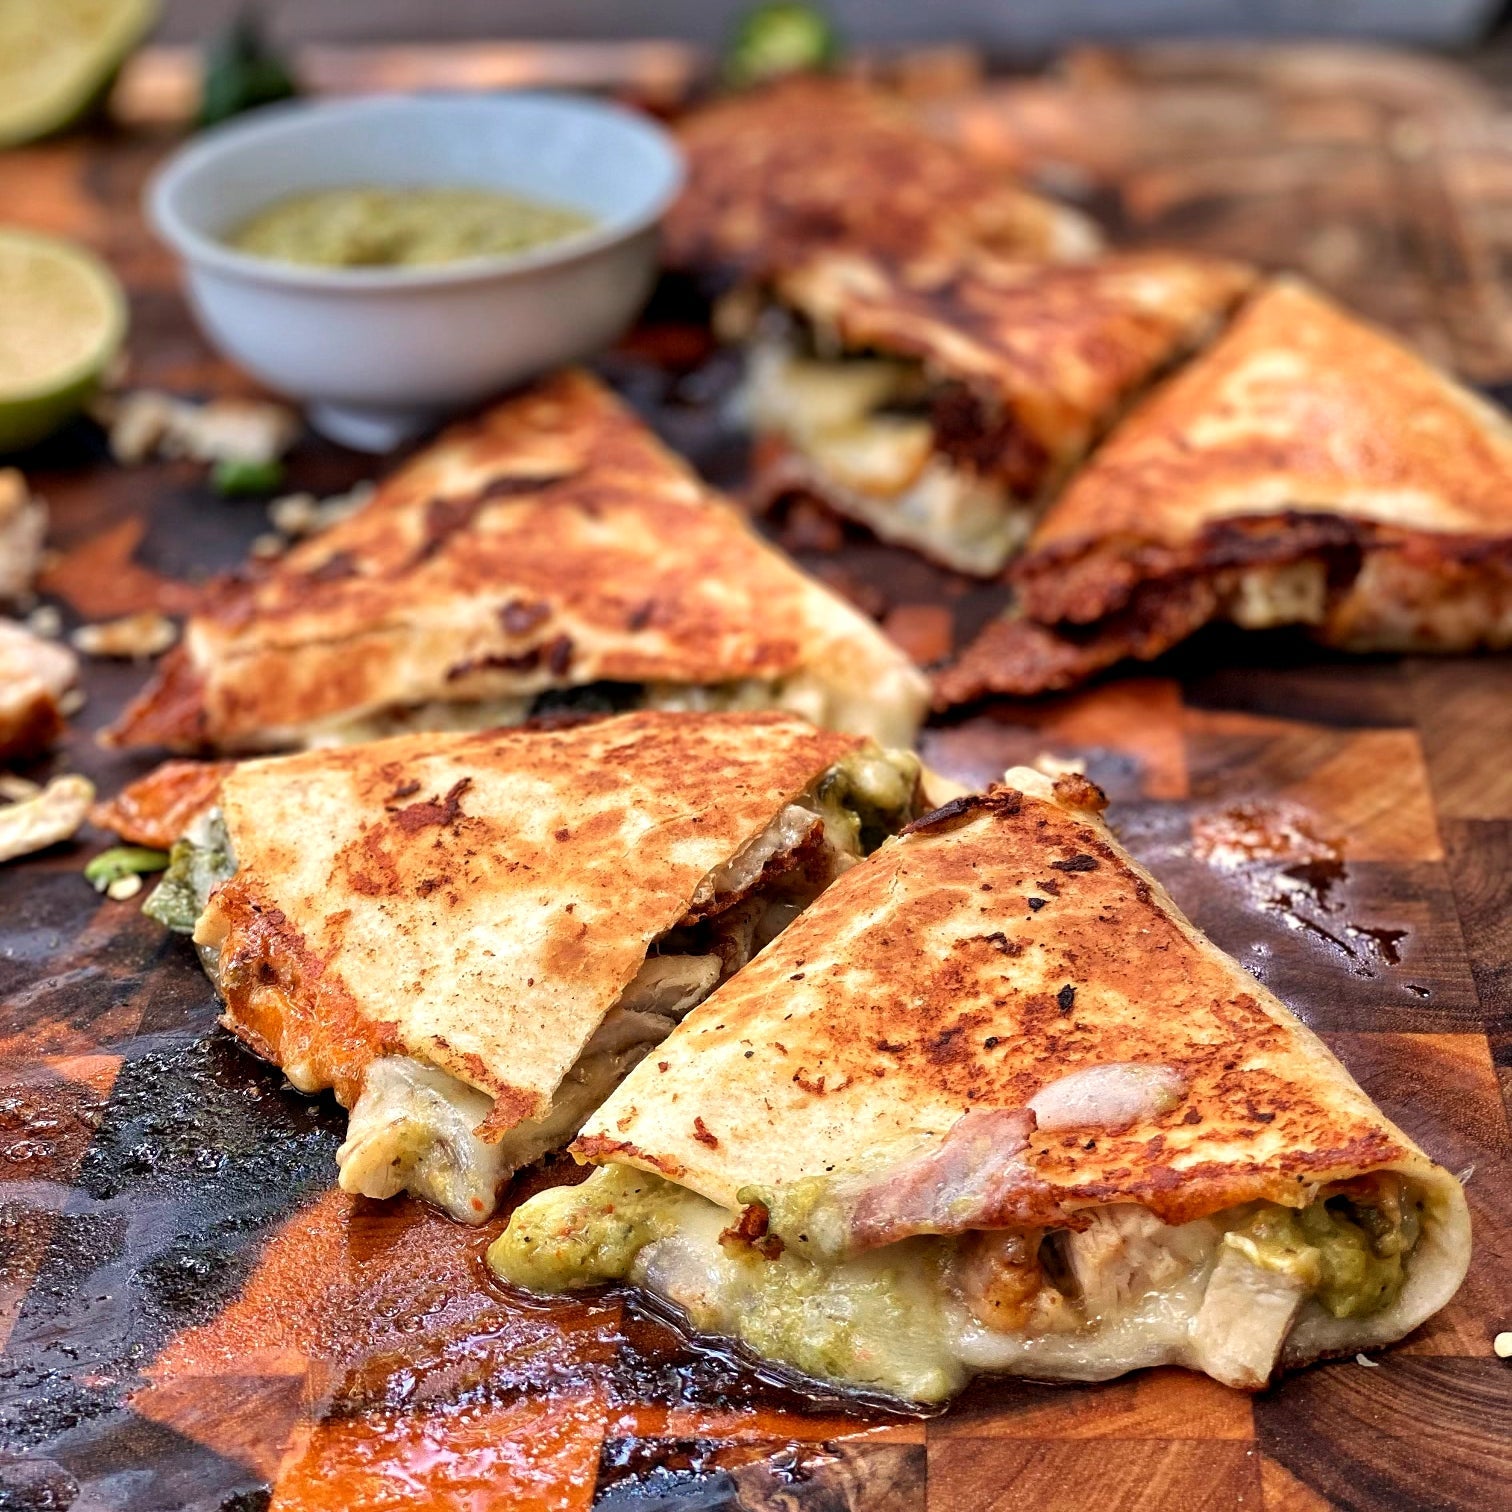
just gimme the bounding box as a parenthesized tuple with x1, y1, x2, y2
(1, 42, 1510, 1512)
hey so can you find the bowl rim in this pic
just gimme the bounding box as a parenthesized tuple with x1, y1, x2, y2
(147, 90, 685, 293)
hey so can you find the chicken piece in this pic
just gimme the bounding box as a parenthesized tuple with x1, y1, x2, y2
(1062, 1205, 1218, 1325)
(336, 1056, 508, 1223)
(100, 391, 298, 465)
(1190, 1241, 1311, 1388)
(0, 620, 79, 760)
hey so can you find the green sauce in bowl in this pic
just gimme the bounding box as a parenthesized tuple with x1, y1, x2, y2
(226, 185, 597, 269)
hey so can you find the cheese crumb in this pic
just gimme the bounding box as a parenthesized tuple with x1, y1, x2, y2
(1494, 1331, 1512, 1360)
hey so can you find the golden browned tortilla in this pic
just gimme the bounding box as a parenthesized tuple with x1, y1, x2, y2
(490, 769, 1469, 1400)
(663, 76, 1101, 287)
(152, 710, 938, 1224)
(744, 249, 1255, 574)
(938, 277, 1512, 704)
(107, 370, 927, 753)
(199, 711, 855, 1124)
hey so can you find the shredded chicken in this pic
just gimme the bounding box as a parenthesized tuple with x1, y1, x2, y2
(690, 804, 824, 912)
(1061, 1205, 1219, 1323)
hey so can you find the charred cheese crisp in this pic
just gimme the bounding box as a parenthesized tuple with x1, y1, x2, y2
(940, 277, 1512, 703)
(143, 711, 927, 1222)
(663, 75, 1101, 293)
(490, 770, 1470, 1401)
(737, 249, 1255, 575)
(107, 370, 927, 753)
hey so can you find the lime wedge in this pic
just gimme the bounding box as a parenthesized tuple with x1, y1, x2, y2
(0, 228, 126, 453)
(0, 0, 158, 149)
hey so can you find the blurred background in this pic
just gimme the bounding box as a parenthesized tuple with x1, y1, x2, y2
(151, 1, 1510, 51)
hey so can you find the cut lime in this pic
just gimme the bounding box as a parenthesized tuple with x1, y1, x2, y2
(0, 228, 126, 453)
(0, 0, 159, 149)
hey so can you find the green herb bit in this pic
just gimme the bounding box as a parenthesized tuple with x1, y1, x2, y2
(199, 12, 298, 130)
(213, 457, 285, 497)
(726, 3, 840, 87)
(84, 845, 170, 892)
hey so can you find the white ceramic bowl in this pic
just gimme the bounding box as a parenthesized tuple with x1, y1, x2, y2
(148, 93, 683, 450)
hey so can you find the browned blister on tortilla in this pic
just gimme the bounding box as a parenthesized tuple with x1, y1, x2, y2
(91, 759, 234, 848)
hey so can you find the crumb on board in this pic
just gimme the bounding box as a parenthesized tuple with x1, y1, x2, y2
(96, 391, 299, 466)
(0, 774, 95, 864)
(269, 481, 374, 538)
(70, 612, 178, 660)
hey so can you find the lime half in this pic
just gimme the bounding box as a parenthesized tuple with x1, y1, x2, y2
(0, 228, 126, 453)
(0, 0, 159, 149)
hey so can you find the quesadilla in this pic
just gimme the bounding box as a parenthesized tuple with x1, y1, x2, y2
(938, 276, 1512, 704)
(737, 249, 1255, 574)
(490, 768, 1471, 1402)
(142, 710, 926, 1223)
(106, 370, 928, 754)
(663, 76, 1102, 294)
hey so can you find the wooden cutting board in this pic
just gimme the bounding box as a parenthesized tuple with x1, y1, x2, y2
(1, 43, 1509, 1512)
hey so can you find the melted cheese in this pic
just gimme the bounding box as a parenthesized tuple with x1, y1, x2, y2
(742, 335, 1034, 576)
(490, 1172, 1436, 1401)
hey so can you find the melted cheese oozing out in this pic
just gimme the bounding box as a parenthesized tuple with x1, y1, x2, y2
(741, 336, 1034, 577)
(490, 1167, 1431, 1402)
(337, 962, 722, 1224)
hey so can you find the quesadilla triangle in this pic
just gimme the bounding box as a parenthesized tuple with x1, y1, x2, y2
(141, 710, 928, 1224)
(489, 769, 1471, 1403)
(663, 76, 1103, 296)
(735, 249, 1255, 575)
(105, 370, 927, 755)
(937, 275, 1512, 705)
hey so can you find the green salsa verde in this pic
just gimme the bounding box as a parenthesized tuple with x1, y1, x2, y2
(226, 186, 597, 269)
